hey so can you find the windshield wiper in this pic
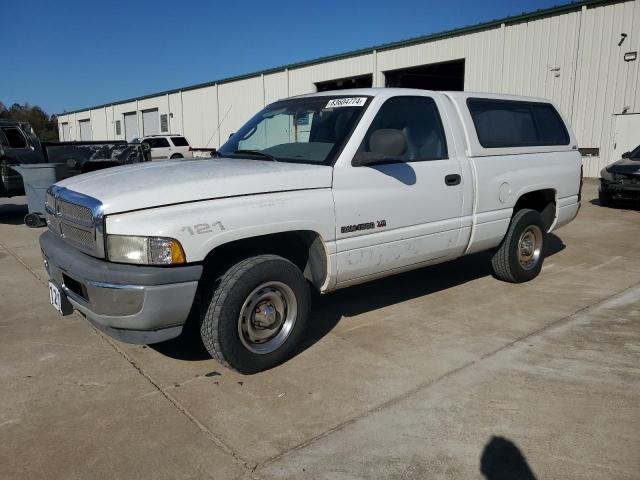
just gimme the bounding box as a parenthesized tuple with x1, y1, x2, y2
(232, 149, 278, 162)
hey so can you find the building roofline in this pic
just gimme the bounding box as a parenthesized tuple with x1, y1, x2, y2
(58, 0, 616, 116)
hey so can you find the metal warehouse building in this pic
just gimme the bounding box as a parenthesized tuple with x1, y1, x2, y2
(57, 0, 639, 177)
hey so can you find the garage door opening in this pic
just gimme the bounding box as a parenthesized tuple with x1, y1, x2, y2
(316, 74, 373, 92)
(123, 112, 138, 142)
(385, 59, 465, 91)
(142, 108, 160, 136)
(78, 119, 92, 141)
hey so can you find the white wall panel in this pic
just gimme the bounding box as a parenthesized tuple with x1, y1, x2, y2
(377, 28, 503, 93)
(288, 54, 374, 96)
(181, 85, 219, 148)
(264, 71, 288, 104)
(87, 108, 107, 140)
(57, 114, 69, 140)
(502, 11, 581, 119)
(168, 92, 183, 135)
(217, 77, 264, 145)
(572, 0, 638, 173)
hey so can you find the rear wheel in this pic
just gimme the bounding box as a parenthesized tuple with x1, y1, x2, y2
(491, 209, 546, 283)
(199, 254, 310, 373)
(170, 153, 183, 159)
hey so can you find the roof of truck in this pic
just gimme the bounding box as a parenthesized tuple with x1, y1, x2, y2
(293, 88, 554, 105)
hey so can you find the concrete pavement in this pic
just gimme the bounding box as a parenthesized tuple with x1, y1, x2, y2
(0, 180, 639, 479)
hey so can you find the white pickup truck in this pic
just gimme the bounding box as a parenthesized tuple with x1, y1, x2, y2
(41, 88, 582, 373)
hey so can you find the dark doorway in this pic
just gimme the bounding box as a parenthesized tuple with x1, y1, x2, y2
(316, 74, 373, 92)
(385, 59, 465, 91)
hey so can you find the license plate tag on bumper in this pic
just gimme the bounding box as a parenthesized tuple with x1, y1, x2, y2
(49, 281, 63, 313)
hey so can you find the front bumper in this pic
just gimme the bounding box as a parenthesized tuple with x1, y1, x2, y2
(39, 231, 202, 344)
(600, 178, 640, 200)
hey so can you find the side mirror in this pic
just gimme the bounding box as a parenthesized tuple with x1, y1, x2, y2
(352, 129, 407, 167)
(622, 151, 631, 159)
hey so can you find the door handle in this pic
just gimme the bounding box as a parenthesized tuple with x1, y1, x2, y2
(445, 174, 461, 186)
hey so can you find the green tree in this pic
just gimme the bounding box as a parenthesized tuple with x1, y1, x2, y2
(0, 102, 59, 142)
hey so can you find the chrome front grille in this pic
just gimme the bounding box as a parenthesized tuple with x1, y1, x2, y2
(58, 201, 93, 226)
(45, 191, 56, 211)
(59, 222, 95, 249)
(46, 186, 105, 258)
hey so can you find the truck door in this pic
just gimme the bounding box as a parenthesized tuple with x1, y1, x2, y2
(332, 95, 464, 284)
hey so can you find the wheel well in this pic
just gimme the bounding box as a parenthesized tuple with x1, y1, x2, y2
(201, 231, 328, 291)
(513, 189, 556, 231)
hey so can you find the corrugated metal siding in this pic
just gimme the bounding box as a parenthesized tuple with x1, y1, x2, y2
(573, 1, 639, 176)
(501, 10, 581, 118)
(377, 27, 504, 93)
(168, 92, 183, 135)
(288, 54, 374, 96)
(181, 85, 219, 147)
(217, 77, 264, 142)
(263, 71, 288, 104)
(54, 0, 637, 176)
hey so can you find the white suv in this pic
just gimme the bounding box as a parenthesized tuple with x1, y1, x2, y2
(136, 135, 193, 160)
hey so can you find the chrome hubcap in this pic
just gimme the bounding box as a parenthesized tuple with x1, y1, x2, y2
(517, 225, 543, 270)
(238, 281, 297, 354)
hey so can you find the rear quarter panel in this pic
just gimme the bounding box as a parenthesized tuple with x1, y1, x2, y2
(467, 150, 581, 254)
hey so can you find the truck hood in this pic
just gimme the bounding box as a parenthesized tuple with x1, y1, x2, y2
(55, 158, 333, 214)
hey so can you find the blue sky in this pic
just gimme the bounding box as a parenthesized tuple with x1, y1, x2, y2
(1, 0, 568, 115)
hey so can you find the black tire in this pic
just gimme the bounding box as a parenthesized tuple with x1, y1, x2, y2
(598, 189, 614, 207)
(170, 153, 183, 159)
(200, 254, 310, 374)
(491, 208, 546, 283)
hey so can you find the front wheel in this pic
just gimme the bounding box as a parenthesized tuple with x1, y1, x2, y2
(170, 153, 183, 159)
(200, 255, 310, 373)
(491, 209, 546, 283)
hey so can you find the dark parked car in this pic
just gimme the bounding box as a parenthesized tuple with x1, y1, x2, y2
(0, 120, 44, 196)
(599, 144, 640, 206)
(0, 119, 150, 197)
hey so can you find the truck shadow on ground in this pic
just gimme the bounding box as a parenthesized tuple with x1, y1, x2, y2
(153, 234, 565, 363)
(300, 233, 565, 355)
(480, 436, 537, 480)
(0, 202, 29, 226)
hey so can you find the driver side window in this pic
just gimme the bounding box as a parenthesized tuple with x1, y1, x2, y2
(357, 96, 448, 162)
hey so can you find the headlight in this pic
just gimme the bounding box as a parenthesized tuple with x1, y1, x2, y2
(106, 235, 186, 265)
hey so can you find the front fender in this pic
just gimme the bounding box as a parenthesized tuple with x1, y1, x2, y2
(104, 189, 336, 263)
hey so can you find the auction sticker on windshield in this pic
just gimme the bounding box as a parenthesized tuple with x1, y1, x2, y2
(325, 97, 367, 108)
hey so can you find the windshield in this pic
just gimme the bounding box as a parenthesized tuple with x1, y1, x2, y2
(218, 96, 371, 165)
